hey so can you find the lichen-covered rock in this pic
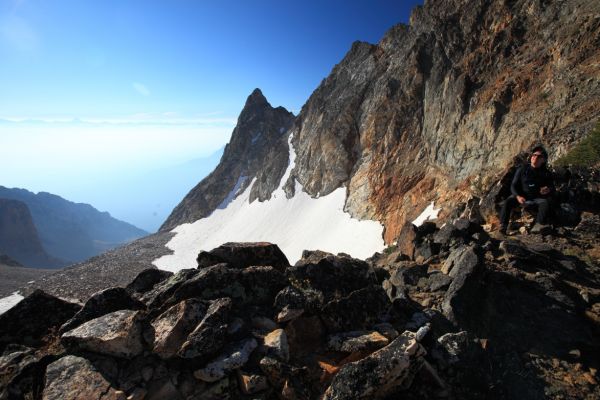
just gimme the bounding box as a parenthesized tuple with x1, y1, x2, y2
(327, 330, 389, 353)
(323, 331, 426, 399)
(287, 252, 376, 305)
(179, 297, 231, 359)
(151, 298, 208, 359)
(60, 287, 146, 334)
(0, 345, 39, 399)
(194, 338, 258, 382)
(0, 290, 80, 352)
(140, 268, 200, 310)
(196, 242, 290, 271)
(321, 285, 391, 333)
(163, 264, 286, 311)
(42, 355, 125, 400)
(61, 310, 147, 358)
(126, 268, 173, 295)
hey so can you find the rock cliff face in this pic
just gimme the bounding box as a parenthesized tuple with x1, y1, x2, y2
(161, 89, 295, 231)
(0, 199, 64, 268)
(287, 0, 600, 242)
(163, 0, 600, 245)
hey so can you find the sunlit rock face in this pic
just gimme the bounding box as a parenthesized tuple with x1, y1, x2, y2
(287, 0, 600, 242)
(162, 0, 600, 247)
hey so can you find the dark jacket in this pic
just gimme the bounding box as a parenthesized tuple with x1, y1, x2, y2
(510, 164, 555, 199)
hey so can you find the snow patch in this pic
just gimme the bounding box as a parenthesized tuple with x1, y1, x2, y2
(153, 135, 385, 272)
(0, 292, 24, 315)
(217, 175, 248, 210)
(412, 202, 441, 226)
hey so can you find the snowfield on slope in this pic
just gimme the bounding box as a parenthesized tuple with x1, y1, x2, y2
(153, 135, 386, 272)
(0, 292, 24, 315)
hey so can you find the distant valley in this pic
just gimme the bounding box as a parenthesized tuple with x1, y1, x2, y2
(0, 187, 148, 268)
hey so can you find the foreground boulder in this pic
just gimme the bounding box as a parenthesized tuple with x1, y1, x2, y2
(196, 242, 290, 271)
(61, 310, 147, 358)
(42, 355, 124, 400)
(0, 290, 81, 352)
(60, 287, 146, 334)
(323, 331, 426, 399)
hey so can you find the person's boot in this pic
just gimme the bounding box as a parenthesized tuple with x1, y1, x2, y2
(530, 223, 551, 235)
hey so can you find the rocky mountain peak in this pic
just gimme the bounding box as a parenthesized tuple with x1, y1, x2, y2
(161, 89, 295, 231)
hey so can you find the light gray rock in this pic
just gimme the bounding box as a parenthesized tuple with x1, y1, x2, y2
(151, 298, 208, 359)
(263, 328, 289, 361)
(194, 338, 258, 382)
(42, 355, 125, 400)
(323, 331, 426, 399)
(61, 310, 146, 358)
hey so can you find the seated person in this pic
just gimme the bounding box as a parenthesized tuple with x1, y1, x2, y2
(499, 145, 555, 234)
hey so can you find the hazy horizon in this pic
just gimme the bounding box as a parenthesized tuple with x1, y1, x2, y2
(0, 0, 423, 231)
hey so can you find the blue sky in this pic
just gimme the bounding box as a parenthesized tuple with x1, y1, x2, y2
(0, 0, 423, 230)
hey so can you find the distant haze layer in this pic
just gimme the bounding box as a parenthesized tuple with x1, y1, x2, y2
(0, 118, 230, 232)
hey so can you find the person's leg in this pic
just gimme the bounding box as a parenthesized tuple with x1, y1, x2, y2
(533, 198, 550, 225)
(499, 195, 518, 232)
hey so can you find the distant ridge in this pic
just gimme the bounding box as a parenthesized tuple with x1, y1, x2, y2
(0, 199, 65, 268)
(0, 186, 148, 264)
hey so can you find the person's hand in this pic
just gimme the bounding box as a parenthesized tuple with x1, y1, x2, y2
(517, 195, 526, 204)
(540, 186, 550, 195)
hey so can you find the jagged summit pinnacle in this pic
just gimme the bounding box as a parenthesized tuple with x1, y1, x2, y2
(244, 88, 269, 107)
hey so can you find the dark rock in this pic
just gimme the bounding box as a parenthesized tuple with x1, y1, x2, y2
(433, 223, 461, 249)
(196, 242, 290, 272)
(442, 246, 484, 323)
(441, 245, 480, 277)
(179, 298, 232, 359)
(414, 239, 438, 261)
(396, 222, 418, 259)
(259, 356, 313, 399)
(164, 264, 242, 308)
(499, 240, 562, 272)
(140, 268, 200, 310)
(284, 315, 324, 357)
(193, 338, 258, 382)
(0, 345, 40, 400)
(453, 218, 483, 236)
(60, 287, 146, 333)
(417, 221, 437, 237)
(240, 266, 288, 306)
(437, 331, 470, 363)
(555, 203, 581, 227)
(0, 290, 80, 352)
(61, 310, 148, 358)
(274, 286, 306, 313)
(327, 330, 389, 353)
(126, 268, 173, 295)
(323, 331, 426, 399)
(428, 272, 453, 291)
(165, 264, 286, 310)
(288, 252, 376, 305)
(321, 285, 391, 332)
(151, 298, 209, 359)
(42, 355, 125, 400)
